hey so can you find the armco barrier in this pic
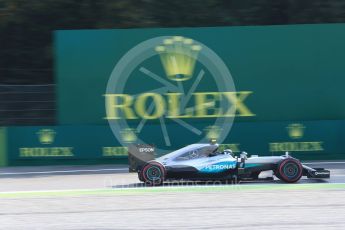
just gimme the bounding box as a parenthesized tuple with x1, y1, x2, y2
(3, 120, 345, 166)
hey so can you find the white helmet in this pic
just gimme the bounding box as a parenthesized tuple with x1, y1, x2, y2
(223, 149, 233, 156)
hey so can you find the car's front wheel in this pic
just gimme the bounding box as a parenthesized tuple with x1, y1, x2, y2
(140, 161, 165, 186)
(275, 158, 303, 183)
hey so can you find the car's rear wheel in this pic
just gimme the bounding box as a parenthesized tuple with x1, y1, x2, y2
(276, 158, 303, 183)
(140, 161, 165, 186)
(138, 168, 144, 182)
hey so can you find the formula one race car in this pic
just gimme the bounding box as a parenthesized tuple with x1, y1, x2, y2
(138, 142, 330, 186)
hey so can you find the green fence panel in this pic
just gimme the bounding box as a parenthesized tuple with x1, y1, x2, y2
(54, 24, 345, 153)
(56, 24, 345, 125)
(0, 127, 7, 167)
(5, 120, 345, 166)
(7, 126, 128, 166)
(223, 120, 345, 160)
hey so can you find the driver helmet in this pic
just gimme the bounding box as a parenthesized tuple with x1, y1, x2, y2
(223, 149, 234, 157)
(240, 151, 248, 159)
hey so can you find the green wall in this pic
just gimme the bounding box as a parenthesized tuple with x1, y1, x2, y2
(54, 24, 345, 154)
(6, 126, 127, 166)
(3, 120, 345, 166)
(56, 24, 345, 125)
(2, 24, 345, 167)
(0, 128, 7, 166)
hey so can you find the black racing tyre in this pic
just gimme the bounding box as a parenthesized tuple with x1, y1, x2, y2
(138, 168, 144, 182)
(276, 158, 303, 183)
(140, 161, 165, 186)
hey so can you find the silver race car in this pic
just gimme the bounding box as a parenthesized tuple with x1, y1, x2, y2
(138, 142, 330, 186)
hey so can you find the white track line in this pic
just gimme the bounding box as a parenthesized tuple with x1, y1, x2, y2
(304, 161, 345, 164)
(0, 168, 128, 175)
(1, 182, 345, 195)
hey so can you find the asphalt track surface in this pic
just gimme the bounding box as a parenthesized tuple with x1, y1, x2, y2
(0, 161, 345, 229)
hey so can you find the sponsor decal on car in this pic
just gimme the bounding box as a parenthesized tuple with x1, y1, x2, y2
(200, 161, 236, 173)
(314, 171, 330, 176)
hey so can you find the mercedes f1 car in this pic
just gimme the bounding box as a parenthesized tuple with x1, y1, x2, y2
(138, 143, 330, 186)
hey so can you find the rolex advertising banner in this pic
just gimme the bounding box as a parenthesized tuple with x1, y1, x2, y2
(4, 120, 345, 166)
(53, 23, 345, 163)
(6, 126, 128, 166)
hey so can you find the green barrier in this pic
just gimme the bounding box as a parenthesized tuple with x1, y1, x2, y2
(56, 24, 345, 124)
(5, 120, 345, 166)
(7, 126, 128, 166)
(0, 127, 7, 166)
(222, 120, 345, 161)
(55, 24, 345, 153)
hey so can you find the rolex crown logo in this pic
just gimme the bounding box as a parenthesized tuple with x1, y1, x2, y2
(37, 129, 56, 144)
(120, 128, 137, 143)
(287, 123, 305, 139)
(204, 125, 222, 140)
(155, 36, 202, 81)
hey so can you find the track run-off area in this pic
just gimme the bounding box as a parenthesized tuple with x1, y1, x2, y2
(0, 161, 345, 229)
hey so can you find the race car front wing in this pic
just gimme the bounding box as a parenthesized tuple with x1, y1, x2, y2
(303, 165, 331, 179)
